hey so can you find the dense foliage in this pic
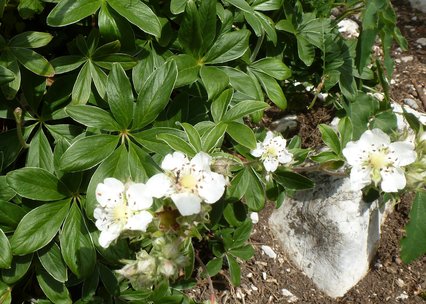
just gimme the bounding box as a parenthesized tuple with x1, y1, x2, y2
(0, 0, 424, 303)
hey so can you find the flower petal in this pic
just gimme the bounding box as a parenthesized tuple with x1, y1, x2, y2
(96, 178, 125, 207)
(389, 142, 417, 166)
(277, 150, 293, 164)
(146, 173, 174, 198)
(263, 131, 274, 144)
(191, 152, 212, 171)
(359, 129, 390, 146)
(126, 183, 153, 210)
(250, 143, 264, 157)
(380, 167, 406, 192)
(171, 193, 202, 216)
(263, 156, 279, 172)
(98, 224, 121, 248)
(198, 172, 227, 204)
(349, 166, 371, 191)
(161, 152, 188, 171)
(342, 141, 366, 166)
(125, 211, 153, 231)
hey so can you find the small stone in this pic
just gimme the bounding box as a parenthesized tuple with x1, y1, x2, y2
(261, 245, 277, 259)
(286, 268, 291, 273)
(246, 272, 253, 278)
(281, 289, 299, 303)
(401, 56, 414, 63)
(395, 58, 401, 63)
(403, 98, 420, 110)
(396, 278, 405, 288)
(270, 115, 298, 133)
(251, 284, 258, 291)
(416, 38, 426, 46)
(262, 272, 267, 280)
(396, 291, 409, 301)
(391, 79, 396, 85)
(250, 212, 259, 224)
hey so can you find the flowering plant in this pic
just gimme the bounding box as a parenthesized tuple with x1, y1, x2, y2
(0, 0, 424, 303)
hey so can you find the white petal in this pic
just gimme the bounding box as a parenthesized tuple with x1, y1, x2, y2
(125, 211, 153, 231)
(126, 183, 153, 210)
(161, 152, 188, 171)
(251, 143, 264, 157)
(198, 172, 227, 204)
(349, 166, 371, 191)
(380, 167, 406, 192)
(145, 173, 174, 198)
(171, 193, 202, 216)
(95, 178, 125, 207)
(98, 225, 121, 248)
(277, 150, 293, 164)
(263, 131, 275, 144)
(359, 129, 390, 146)
(94, 207, 109, 230)
(191, 152, 212, 171)
(342, 141, 366, 166)
(389, 142, 417, 166)
(263, 156, 279, 172)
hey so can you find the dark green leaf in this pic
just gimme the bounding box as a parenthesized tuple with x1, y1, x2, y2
(226, 254, 240, 286)
(178, 0, 202, 57)
(51, 56, 86, 74)
(170, 0, 187, 14)
(107, 0, 161, 37)
(211, 88, 233, 123)
(6, 168, 70, 201)
(244, 168, 264, 211)
(206, 257, 222, 276)
(0, 201, 26, 233)
(106, 63, 134, 128)
(47, 0, 101, 27)
(318, 124, 341, 155)
(0, 51, 20, 99)
(201, 122, 227, 152)
(11, 199, 70, 255)
(251, 58, 291, 80)
(401, 191, 426, 263)
(59, 134, 119, 172)
(38, 242, 68, 283)
(203, 30, 250, 64)
(0, 229, 11, 268)
(222, 100, 268, 122)
(226, 122, 256, 150)
(98, 263, 120, 295)
(12, 48, 54, 77)
(9, 31, 52, 48)
(0, 66, 14, 86)
(274, 170, 314, 190)
(0, 177, 16, 201)
(1, 254, 32, 284)
(26, 128, 54, 172)
(179, 122, 202, 152)
(370, 110, 397, 134)
(251, 69, 287, 109)
(71, 62, 92, 104)
(157, 133, 197, 157)
(229, 245, 254, 260)
(337, 117, 353, 148)
(65, 105, 121, 131)
(36, 268, 72, 304)
(60, 203, 96, 278)
(200, 66, 229, 100)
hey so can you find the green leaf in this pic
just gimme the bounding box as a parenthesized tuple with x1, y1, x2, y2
(1, 254, 32, 284)
(17, 0, 44, 19)
(211, 88, 233, 123)
(229, 245, 254, 260)
(157, 133, 197, 157)
(6, 168, 70, 201)
(38, 242, 68, 283)
(310, 151, 341, 163)
(26, 128, 54, 172)
(318, 124, 341, 155)
(173, 54, 199, 88)
(251, 69, 287, 109)
(89, 61, 107, 100)
(0, 65, 14, 86)
(231, 220, 253, 249)
(337, 117, 353, 148)
(220, 67, 263, 101)
(45, 124, 84, 142)
(98, 263, 120, 296)
(179, 122, 202, 152)
(226, 254, 240, 286)
(12, 48, 54, 77)
(0, 176, 15, 201)
(107, 0, 161, 37)
(226, 169, 250, 201)
(93, 54, 137, 70)
(199, 0, 216, 53)
(132, 45, 165, 92)
(200, 66, 229, 100)
(178, 0, 202, 57)
(227, 0, 254, 13)
(297, 36, 315, 66)
(0, 229, 12, 268)
(0, 280, 11, 304)
(106, 63, 134, 128)
(36, 268, 72, 304)
(71, 62, 92, 104)
(9, 31, 52, 48)
(201, 122, 227, 152)
(0, 51, 20, 99)
(222, 100, 268, 122)
(226, 122, 256, 150)
(370, 110, 397, 134)
(0, 201, 26, 233)
(400, 191, 426, 263)
(132, 127, 185, 155)
(170, 0, 187, 14)
(206, 257, 223, 276)
(203, 30, 250, 64)
(244, 168, 264, 211)
(274, 170, 314, 190)
(251, 57, 291, 80)
(47, 0, 101, 27)
(134, 59, 178, 129)
(82, 265, 99, 300)
(60, 203, 96, 278)
(11, 199, 70, 255)
(65, 105, 121, 131)
(59, 134, 119, 172)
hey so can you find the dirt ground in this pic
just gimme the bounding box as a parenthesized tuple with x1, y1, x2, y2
(191, 1, 426, 303)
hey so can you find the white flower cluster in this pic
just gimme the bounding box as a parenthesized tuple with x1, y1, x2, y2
(342, 128, 417, 192)
(94, 151, 227, 248)
(250, 131, 293, 173)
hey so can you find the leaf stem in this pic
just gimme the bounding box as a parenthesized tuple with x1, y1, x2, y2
(195, 253, 217, 304)
(14, 107, 29, 149)
(250, 32, 265, 63)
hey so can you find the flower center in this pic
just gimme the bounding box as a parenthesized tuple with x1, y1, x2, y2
(112, 204, 128, 224)
(180, 174, 197, 190)
(368, 151, 389, 169)
(266, 146, 278, 157)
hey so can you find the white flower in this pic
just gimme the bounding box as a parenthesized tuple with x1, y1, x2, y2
(342, 129, 417, 193)
(94, 178, 153, 248)
(146, 152, 227, 216)
(251, 131, 293, 172)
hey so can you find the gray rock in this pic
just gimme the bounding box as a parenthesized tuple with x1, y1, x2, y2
(269, 173, 390, 298)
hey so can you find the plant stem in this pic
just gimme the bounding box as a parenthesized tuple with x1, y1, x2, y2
(14, 107, 29, 149)
(250, 32, 265, 62)
(195, 254, 216, 304)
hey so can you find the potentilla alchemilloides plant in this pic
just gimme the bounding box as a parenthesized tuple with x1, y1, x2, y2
(0, 0, 425, 303)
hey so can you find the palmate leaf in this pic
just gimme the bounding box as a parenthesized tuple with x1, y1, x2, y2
(401, 191, 426, 263)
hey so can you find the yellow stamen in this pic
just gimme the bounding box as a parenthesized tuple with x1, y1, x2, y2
(180, 174, 197, 190)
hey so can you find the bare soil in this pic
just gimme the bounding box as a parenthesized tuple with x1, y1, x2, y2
(191, 1, 426, 303)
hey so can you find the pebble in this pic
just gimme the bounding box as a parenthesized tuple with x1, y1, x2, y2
(261, 245, 277, 259)
(250, 212, 259, 224)
(416, 38, 426, 46)
(401, 56, 414, 63)
(270, 115, 298, 133)
(396, 278, 405, 288)
(251, 284, 258, 291)
(396, 291, 409, 301)
(262, 272, 267, 280)
(281, 289, 299, 303)
(403, 98, 420, 110)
